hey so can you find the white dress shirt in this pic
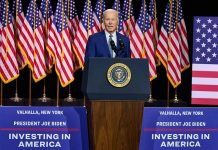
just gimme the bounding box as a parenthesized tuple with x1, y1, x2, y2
(105, 31, 117, 58)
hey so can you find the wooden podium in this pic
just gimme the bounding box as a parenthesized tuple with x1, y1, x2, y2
(82, 58, 150, 150)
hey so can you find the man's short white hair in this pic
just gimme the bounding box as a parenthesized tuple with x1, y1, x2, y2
(103, 9, 119, 22)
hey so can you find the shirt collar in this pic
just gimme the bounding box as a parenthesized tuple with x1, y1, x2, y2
(105, 30, 116, 38)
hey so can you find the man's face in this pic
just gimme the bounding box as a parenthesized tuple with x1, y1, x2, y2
(103, 12, 118, 34)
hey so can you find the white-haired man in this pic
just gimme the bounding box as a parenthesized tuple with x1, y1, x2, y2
(85, 9, 130, 61)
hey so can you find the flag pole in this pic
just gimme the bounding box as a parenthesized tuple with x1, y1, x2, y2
(10, 79, 23, 102)
(168, 0, 173, 61)
(146, 81, 157, 103)
(29, 71, 32, 106)
(10, 0, 23, 102)
(0, 81, 3, 106)
(153, 0, 157, 44)
(141, 0, 154, 103)
(57, 0, 66, 107)
(56, 79, 60, 106)
(64, 0, 76, 103)
(83, 0, 91, 107)
(114, 0, 119, 33)
(153, 0, 161, 67)
(117, 0, 119, 12)
(100, 0, 103, 31)
(82, 0, 92, 106)
(147, 0, 157, 103)
(5, 0, 9, 59)
(171, 88, 180, 103)
(87, 0, 90, 36)
(1, 0, 10, 106)
(38, 0, 51, 103)
(42, 0, 50, 102)
(64, 84, 76, 102)
(29, 0, 37, 106)
(170, 0, 183, 104)
(167, 81, 170, 107)
(166, 0, 173, 107)
(126, 0, 132, 36)
(38, 78, 51, 102)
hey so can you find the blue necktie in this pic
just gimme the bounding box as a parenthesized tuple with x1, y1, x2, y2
(109, 34, 113, 57)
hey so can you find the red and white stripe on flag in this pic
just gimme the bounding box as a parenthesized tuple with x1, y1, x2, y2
(130, 24, 144, 58)
(130, 24, 157, 80)
(11, 0, 27, 69)
(18, 19, 46, 82)
(178, 18, 190, 72)
(18, 0, 46, 82)
(156, 0, 182, 88)
(67, 17, 79, 41)
(122, 0, 135, 36)
(144, 28, 157, 80)
(93, 0, 106, 32)
(177, 0, 190, 72)
(44, 22, 54, 72)
(129, 0, 156, 80)
(192, 64, 218, 105)
(47, 24, 75, 87)
(47, 0, 75, 87)
(72, 22, 88, 69)
(0, 22, 19, 83)
(72, 0, 96, 69)
(39, 0, 55, 72)
(64, 0, 79, 41)
(13, 12, 27, 69)
(67, 17, 80, 71)
(123, 17, 135, 36)
(66, 11, 80, 71)
(156, 26, 181, 88)
(191, 16, 218, 105)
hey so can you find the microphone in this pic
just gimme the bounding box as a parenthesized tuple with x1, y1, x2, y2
(119, 39, 125, 50)
(110, 39, 117, 51)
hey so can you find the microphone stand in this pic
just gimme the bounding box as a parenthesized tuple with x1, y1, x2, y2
(110, 39, 125, 57)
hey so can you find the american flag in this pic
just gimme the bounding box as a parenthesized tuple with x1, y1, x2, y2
(18, 0, 46, 82)
(192, 17, 218, 105)
(129, 0, 156, 80)
(72, 0, 95, 68)
(0, 0, 19, 83)
(11, 0, 27, 69)
(0, 22, 1, 50)
(0, 20, 1, 49)
(156, 0, 181, 87)
(122, 0, 135, 36)
(47, 0, 75, 87)
(0, 1, 2, 51)
(64, 0, 80, 70)
(148, 0, 160, 66)
(112, 0, 124, 35)
(39, 0, 54, 72)
(64, 0, 79, 40)
(148, 0, 158, 47)
(177, 0, 190, 71)
(93, 0, 106, 32)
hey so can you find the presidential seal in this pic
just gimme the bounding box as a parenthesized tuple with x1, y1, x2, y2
(107, 63, 131, 87)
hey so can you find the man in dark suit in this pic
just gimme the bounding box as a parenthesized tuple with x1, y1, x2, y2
(85, 9, 131, 61)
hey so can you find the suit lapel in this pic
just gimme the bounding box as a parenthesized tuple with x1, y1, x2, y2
(116, 32, 120, 50)
(102, 31, 111, 57)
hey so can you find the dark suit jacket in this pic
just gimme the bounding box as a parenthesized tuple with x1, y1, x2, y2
(85, 31, 130, 62)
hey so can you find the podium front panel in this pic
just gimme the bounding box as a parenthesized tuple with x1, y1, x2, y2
(82, 58, 150, 100)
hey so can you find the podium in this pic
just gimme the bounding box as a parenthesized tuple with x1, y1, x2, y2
(82, 58, 150, 150)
